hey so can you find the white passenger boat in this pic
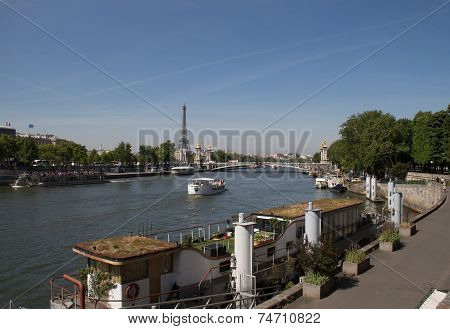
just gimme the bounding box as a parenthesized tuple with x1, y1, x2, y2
(188, 178, 226, 195)
(315, 177, 328, 189)
(171, 166, 195, 175)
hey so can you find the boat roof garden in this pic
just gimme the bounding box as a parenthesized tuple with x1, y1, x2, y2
(252, 198, 363, 220)
(73, 236, 179, 263)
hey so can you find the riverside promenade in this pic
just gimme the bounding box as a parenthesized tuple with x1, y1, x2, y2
(288, 194, 450, 309)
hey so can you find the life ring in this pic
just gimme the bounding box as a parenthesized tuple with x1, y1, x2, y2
(125, 283, 140, 300)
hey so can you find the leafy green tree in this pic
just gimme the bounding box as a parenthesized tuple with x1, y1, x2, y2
(296, 240, 338, 277)
(158, 140, 175, 164)
(87, 149, 101, 164)
(79, 267, 117, 309)
(312, 152, 320, 163)
(38, 144, 60, 165)
(411, 111, 433, 167)
(339, 111, 398, 176)
(0, 135, 18, 167)
(327, 139, 346, 167)
(113, 141, 133, 166)
(17, 136, 38, 167)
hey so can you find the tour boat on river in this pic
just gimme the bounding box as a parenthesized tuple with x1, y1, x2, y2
(188, 178, 226, 195)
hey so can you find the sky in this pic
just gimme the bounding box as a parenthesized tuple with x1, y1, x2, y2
(0, 0, 449, 154)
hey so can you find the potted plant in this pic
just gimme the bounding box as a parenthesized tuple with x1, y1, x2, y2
(342, 248, 370, 276)
(399, 221, 416, 237)
(297, 240, 338, 299)
(378, 226, 400, 252)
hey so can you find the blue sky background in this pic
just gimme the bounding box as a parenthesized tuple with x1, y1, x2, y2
(0, 0, 449, 154)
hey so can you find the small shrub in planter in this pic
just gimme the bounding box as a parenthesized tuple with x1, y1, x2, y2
(378, 227, 400, 251)
(297, 240, 338, 299)
(399, 222, 416, 237)
(303, 273, 335, 299)
(343, 249, 370, 276)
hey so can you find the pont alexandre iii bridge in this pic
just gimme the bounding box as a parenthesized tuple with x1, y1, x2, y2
(202, 161, 334, 173)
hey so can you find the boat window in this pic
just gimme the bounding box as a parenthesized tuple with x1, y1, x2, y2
(121, 261, 148, 284)
(161, 254, 174, 274)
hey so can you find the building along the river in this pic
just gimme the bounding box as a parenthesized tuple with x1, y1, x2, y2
(50, 198, 376, 309)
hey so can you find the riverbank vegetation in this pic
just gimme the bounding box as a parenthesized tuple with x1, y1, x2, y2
(328, 105, 449, 178)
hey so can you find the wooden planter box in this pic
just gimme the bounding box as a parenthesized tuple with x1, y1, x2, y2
(342, 257, 370, 276)
(399, 224, 416, 238)
(379, 240, 399, 252)
(303, 277, 335, 299)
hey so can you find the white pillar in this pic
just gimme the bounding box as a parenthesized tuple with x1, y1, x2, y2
(370, 175, 377, 201)
(391, 192, 403, 227)
(305, 202, 322, 244)
(232, 213, 255, 306)
(365, 175, 371, 199)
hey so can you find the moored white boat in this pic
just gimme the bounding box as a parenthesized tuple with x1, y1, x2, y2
(10, 174, 33, 189)
(188, 178, 226, 195)
(171, 166, 195, 175)
(315, 177, 327, 189)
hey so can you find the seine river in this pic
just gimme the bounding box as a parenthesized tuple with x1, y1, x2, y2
(0, 170, 400, 308)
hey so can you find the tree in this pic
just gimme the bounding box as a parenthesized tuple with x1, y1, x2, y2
(87, 149, 101, 164)
(339, 111, 399, 176)
(327, 139, 346, 167)
(113, 141, 133, 166)
(158, 140, 175, 164)
(38, 144, 60, 165)
(0, 135, 18, 167)
(312, 152, 320, 163)
(411, 111, 433, 167)
(17, 136, 38, 167)
(79, 267, 117, 309)
(296, 240, 338, 277)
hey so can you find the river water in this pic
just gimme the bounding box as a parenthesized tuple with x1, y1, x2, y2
(0, 170, 408, 308)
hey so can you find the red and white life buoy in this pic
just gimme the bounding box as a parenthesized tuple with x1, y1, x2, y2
(125, 283, 140, 300)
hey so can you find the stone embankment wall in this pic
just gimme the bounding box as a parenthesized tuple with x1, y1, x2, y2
(0, 169, 19, 186)
(407, 171, 450, 182)
(348, 181, 445, 213)
(378, 182, 444, 213)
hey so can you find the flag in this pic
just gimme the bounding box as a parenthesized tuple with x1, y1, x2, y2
(28, 124, 34, 129)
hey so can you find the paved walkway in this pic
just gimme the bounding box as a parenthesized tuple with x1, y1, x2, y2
(288, 195, 450, 309)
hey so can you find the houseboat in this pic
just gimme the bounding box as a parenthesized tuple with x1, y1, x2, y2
(50, 198, 376, 309)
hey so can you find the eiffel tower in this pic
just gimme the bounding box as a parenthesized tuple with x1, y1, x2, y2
(175, 104, 192, 163)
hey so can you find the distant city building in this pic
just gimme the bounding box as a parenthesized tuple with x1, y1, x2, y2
(320, 140, 329, 164)
(0, 123, 16, 137)
(175, 104, 192, 164)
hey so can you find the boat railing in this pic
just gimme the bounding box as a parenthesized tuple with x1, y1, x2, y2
(49, 276, 83, 309)
(138, 220, 231, 245)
